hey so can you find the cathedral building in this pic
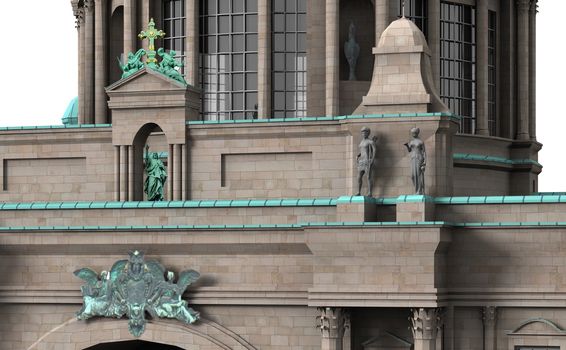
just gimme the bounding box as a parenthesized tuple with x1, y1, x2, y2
(1, 0, 560, 350)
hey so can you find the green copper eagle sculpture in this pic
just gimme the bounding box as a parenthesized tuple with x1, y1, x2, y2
(74, 250, 200, 337)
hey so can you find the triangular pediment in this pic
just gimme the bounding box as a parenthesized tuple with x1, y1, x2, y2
(106, 67, 187, 93)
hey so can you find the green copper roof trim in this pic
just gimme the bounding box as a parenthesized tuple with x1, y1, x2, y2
(0, 124, 112, 131)
(0, 198, 339, 210)
(396, 195, 435, 203)
(434, 195, 566, 205)
(187, 112, 456, 125)
(453, 153, 543, 168)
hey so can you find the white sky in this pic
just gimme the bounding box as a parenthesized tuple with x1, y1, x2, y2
(0, 1, 564, 191)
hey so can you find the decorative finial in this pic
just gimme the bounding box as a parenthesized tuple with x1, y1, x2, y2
(138, 18, 166, 66)
(402, 0, 406, 18)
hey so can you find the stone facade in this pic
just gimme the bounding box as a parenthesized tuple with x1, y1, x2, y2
(0, 0, 553, 349)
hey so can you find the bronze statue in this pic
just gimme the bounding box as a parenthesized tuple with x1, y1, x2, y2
(356, 127, 377, 196)
(404, 127, 426, 195)
(144, 145, 167, 201)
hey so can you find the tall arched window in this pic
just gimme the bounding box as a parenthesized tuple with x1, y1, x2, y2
(200, 0, 259, 120)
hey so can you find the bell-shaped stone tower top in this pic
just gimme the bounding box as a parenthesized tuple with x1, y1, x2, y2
(354, 17, 449, 115)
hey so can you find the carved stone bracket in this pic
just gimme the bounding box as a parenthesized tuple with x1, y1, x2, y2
(482, 306, 497, 326)
(410, 308, 442, 340)
(317, 307, 348, 339)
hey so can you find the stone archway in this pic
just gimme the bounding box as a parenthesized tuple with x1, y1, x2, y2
(27, 317, 257, 350)
(85, 340, 183, 350)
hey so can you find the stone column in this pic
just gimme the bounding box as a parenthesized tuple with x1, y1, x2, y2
(475, 0, 489, 135)
(529, 0, 537, 140)
(482, 306, 497, 350)
(515, 0, 530, 140)
(124, 0, 137, 59)
(257, 0, 271, 118)
(325, 0, 339, 117)
(181, 143, 188, 200)
(428, 0, 441, 90)
(73, 3, 86, 124)
(342, 309, 351, 350)
(186, 0, 200, 86)
(317, 307, 347, 350)
(168, 144, 174, 200)
(410, 308, 441, 350)
(173, 144, 182, 200)
(94, 0, 107, 124)
(141, 0, 151, 52)
(128, 145, 135, 201)
(114, 145, 120, 201)
(84, 0, 95, 124)
(120, 145, 129, 201)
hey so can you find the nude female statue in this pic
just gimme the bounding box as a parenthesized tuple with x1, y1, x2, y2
(404, 127, 426, 195)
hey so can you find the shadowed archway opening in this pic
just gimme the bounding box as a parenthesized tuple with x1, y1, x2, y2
(85, 340, 184, 350)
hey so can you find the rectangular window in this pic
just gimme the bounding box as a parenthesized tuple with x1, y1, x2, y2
(200, 0, 259, 120)
(440, 1, 476, 134)
(488, 10, 496, 136)
(163, 0, 186, 75)
(271, 0, 307, 119)
(515, 347, 560, 350)
(399, 0, 428, 37)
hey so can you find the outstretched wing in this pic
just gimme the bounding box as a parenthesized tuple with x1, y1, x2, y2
(146, 260, 166, 280)
(177, 269, 200, 292)
(109, 259, 128, 282)
(73, 268, 99, 286)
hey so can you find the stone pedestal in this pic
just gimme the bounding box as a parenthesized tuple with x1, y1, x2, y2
(396, 195, 435, 222)
(336, 196, 377, 222)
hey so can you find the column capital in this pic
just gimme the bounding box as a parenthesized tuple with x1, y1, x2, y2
(84, 0, 94, 12)
(71, 1, 85, 28)
(410, 308, 441, 341)
(530, 0, 539, 13)
(515, 0, 531, 12)
(317, 307, 348, 339)
(482, 306, 497, 326)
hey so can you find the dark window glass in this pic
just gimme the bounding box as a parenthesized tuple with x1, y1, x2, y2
(488, 10, 497, 136)
(271, 0, 307, 118)
(440, 1, 476, 134)
(163, 0, 186, 75)
(200, 0, 259, 120)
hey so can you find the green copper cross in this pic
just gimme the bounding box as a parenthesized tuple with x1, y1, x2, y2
(138, 18, 165, 65)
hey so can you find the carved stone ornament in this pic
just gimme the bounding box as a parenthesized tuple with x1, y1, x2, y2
(482, 306, 497, 326)
(74, 250, 200, 337)
(410, 308, 441, 340)
(317, 307, 347, 339)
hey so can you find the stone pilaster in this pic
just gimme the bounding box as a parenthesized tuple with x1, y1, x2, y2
(72, 2, 86, 125)
(325, 0, 339, 117)
(427, 0, 441, 90)
(94, 0, 107, 124)
(114, 146, 120, 201)
(186, 0, 200, 86)
(482, 306, 497, 350)
(410, 308, 441, 350)
(317, 307, 347, 350)
(173, 144, 182, 200)
(475, 0, 489, 135)
(84, 0, 95, 124)
(257, 0, 271, 118)
(515, 0, 530, 140)
(168, 144, 174, 200)
(120, 145, 129, 201)
(342, 309, 351, 350)
(181, 144, 188, 200)
(374, 0, 389, 42)
(529, 0, 537, 140)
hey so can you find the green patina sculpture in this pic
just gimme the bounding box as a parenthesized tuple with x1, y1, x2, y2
(119, 48, 146, 79)
(156, 47, 187, 85)
(74, 250, 200, 337)
(138, 18, 165, 67)
(144, 145, 167, 201)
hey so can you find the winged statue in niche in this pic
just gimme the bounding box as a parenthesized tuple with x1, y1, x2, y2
(74, 250, 200, 337)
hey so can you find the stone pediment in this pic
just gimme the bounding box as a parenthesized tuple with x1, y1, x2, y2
(106, 67, 188, 94)
(507, 318, 566, 336)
